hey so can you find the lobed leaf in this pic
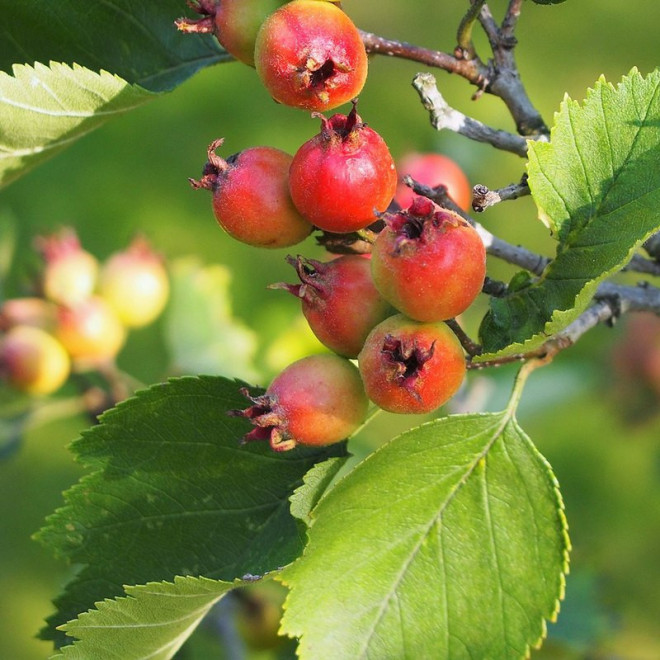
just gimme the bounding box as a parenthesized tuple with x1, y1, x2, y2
(35, 376, 347, 647)
(479, 68, 660, 358)
(53, 576, 245, 660)
(280, 411, 569, 658)
(0, 62, 156, 188)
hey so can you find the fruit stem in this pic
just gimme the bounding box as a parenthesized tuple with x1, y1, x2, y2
(455, 0, 487, 60)
(446, 318, 482, 357)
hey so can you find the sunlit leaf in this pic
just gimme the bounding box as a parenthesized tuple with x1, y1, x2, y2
(281, 410, 569, 658)
(0, 0, 227, 92)
(53, 576, 249, 660)
(479, 68, 660, 357)
(0, 63, 156, 188)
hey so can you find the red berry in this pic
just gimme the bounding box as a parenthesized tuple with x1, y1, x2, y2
(371, 197, 486, 322)
(289, 104, 397, 233)
(56, 296, 126, 366)
(271, 254, 394, 358)
(395, 152, 472, 211)
(230, 354, 368, 451)
(358, 314, 466, 414)
(0, 325, 70, 395)
(254, 0, 368, 111)
(190, 139, 312, 248)
(35, 228, 98, 307)
(100, 237, 169, 328)
(175, 0, 288, 67)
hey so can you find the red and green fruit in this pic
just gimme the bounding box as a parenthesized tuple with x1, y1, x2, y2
(371, 197, 486, 322)
(272, 254, 394, 358)
(288, 104, 397, 233)
(0, 325, 70, 395)
(254, 0, 368, 111)
(36, 228, 98, 307)
(358, 314, 466, 414)
(230, 353, 369, 451)
(175, 0, 288, 67)
(395, 152, 472, 211)
(56, 296, 126, 366)
(100, 237, 170, 328)
(190, 139, 312, 248)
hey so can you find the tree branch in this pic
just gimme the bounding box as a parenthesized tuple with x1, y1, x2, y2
(412, 73, 530, 156)
(360, 29, 547, 137)
(644, 231, 660, 261)
(402, 177, 550, 274)
(471, 177, 530, 212)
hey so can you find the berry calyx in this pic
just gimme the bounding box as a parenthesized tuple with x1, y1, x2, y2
(99, 237, 170, 328)
(271, 254, 394, 358)
(371, 197, 486, 322)
(289, 103, 397, 233)
(175, 0, 288, 67)
(0, 325, 70, 395)
(35, 228, 98, 307)
(254, 0, 368, 111)
(55, 296, 126, 367)
(190, 139, 312, 248)
(395, 152, 472, 211)
(230, 354, 368, 451)
(357, 314, 466, 414)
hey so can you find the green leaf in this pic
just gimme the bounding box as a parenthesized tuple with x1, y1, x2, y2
(479, 68, 660, 357)
(280, 411, 569, 658)
(36, 376, 347, 647)
(0, 62, 156, 188)
(53, 576, 249, 660)
(0, 0, 227, 92)
(164, 258, 260, 382)
(289, 457, 348, 526)
(531, 0, 567, 5)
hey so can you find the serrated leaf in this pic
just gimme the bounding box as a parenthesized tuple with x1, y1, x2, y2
(280, 411, 569, 658)
(164, 258, 260, 382)
(289, 456, 348, 525)
(0, 0, 227, 92)
(531, 0, 567, 5)
(52, 576, 249, 660)
(479, 69, 660, 358)
(36, 376, 347, 647)
(0, 62, 156, 188)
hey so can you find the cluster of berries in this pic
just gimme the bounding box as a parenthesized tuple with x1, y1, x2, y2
(0, 230, 169, 396)
(178, 0, 486, 451)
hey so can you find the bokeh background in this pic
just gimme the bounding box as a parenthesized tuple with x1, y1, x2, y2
(1, 1, 659, 657)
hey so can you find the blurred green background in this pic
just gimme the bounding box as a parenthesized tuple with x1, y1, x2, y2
(1, 1, 659, 657)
